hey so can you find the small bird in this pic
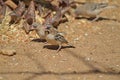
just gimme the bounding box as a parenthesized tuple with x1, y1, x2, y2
(45, 27, 72, 52)
(74, 2, 117, 21)
(32, 22, 47, 39)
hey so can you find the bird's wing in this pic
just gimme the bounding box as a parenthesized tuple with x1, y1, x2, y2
(55, 34, 68, 43)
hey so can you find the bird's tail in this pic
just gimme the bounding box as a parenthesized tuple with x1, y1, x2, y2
(104, 5, 119, 10)
(67, 43, 75, 48)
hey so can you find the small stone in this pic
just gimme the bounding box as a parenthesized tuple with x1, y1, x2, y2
(116, 65, 119, 67)
(98, 32, 102, 35)
(77, 22, 81, 25)
(12, 57, 16, 61)
(74, 38, 79, 41)
(98, 75, 103, 78)
(84, 33, 88, 36)
(65, 25, 69, 28)
(52, 55, 56, 58)
(60, 59, 67, 62)
(0, 49, 16, 56)
(14, 63, 19, 66)
(85, 57, 93, 61)
(0, 76, 3, 80)
(81, 20, 87, 23)
(86, 58, 90, 61)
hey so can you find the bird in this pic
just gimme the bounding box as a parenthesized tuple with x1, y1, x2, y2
(74, 2, 118, 21)
(45, 27, 72, 52)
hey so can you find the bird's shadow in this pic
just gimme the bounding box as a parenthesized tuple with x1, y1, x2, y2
(43, 45, 75, 51)
(31, 38, 46, 43)
(75, 17, 118, 22)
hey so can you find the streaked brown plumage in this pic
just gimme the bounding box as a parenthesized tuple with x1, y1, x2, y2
(45, 27, 71, 52)
(74, 2, 118, 21)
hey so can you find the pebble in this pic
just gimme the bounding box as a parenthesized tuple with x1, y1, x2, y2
(60, 59, 67, 62)
(12, 57, 16, 61)
(65, 25, 69, 28)
(116, 65, 119, 67)
(0, 49, 16, 56)
(74, 38, 79, 41)
(14, 63, 19, 66)
(98, 75, 103, 78)
(84, 33, 88, 36)
(77, 22, 81, 25)
(52, 55, 56, 58)
(0, 76, 3, 80)
(85, 57, 90, 61)
(85, 57, 93, 61)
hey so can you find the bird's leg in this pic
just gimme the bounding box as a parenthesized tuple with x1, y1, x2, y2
(43, 41, 48, 45)
(57, 44, 62, 52)
(43, 41, 48, 49)
(92, 15, 99, 22)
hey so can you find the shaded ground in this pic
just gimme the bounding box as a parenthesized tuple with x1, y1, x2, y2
(0, 0, 120, 80)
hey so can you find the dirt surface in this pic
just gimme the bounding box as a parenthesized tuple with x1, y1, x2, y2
(0, 0, 120, 80)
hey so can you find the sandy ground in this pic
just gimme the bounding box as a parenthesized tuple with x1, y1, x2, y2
(0, 0, 120, 80)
